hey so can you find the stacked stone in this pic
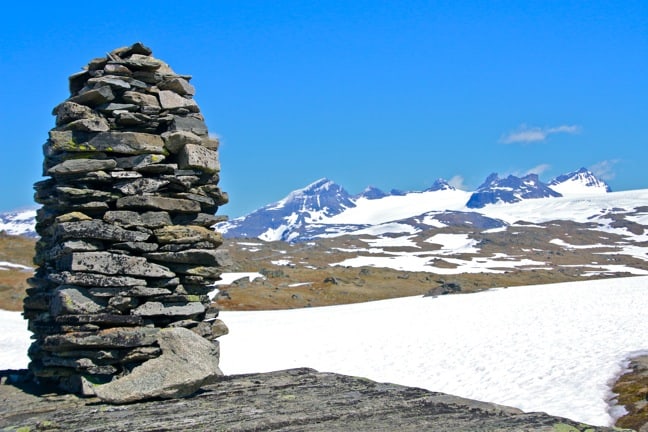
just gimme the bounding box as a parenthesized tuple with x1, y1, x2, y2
(23, 43, 230, 393)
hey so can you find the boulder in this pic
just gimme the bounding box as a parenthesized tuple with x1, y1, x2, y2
(93, 327, 221, 403)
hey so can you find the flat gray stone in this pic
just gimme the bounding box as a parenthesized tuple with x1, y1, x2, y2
(168, 116, 208, 136)
(46, 131, 167, 155)
(114, 154, 166, 170)
(104, 210, 170, 229)
(50, 286, 105, 317)
(59, 252, 174, 278)
(48, 159, 117, 176)
(55, 187, 115, 202)
(69, 86, 115, 107)
(116, 195, 200, 213)
(48, 271, 146, 288)
(111, 241, 159, 253)
(55, 220, 150, 242)
(59, 117, 110, 132)
(93, 328, 221, 404)
(161, 130, 202, 153)
(158, 90, 198, 112)
(145, 249, 222, 266)
(159, 77, 195, 95)
(42, 327, 160, 352)
(114, 178, 169, 195)
(87, 132, 167, 155)
(153, 225, 223, 245)
(122, 91, 160, 109)
(53, 101, 97, 125)
(141, 211, 172, 228)
(87, 76, 131, 91)
(132, 301, 205, 317)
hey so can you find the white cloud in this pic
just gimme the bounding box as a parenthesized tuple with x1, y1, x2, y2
(500, 124, 581, 144)
(524, 164, 551, 176)
(590, 160, 619, 181)
(448, 175, 466, 190)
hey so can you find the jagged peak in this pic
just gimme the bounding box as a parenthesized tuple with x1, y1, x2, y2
(295, 178, 337, 194)
(358, 186, 387, 200)
(426, 178, 455, 192)
(478, 173, 500, 190)
(549, 168, 611, 194)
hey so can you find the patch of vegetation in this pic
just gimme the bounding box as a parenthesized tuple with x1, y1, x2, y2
(612, 356, 648, 431)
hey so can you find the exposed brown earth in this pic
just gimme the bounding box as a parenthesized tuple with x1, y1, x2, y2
(613, 356, 648, 431)
(214, 220, 648, 311)
(0, 234, 34, 311)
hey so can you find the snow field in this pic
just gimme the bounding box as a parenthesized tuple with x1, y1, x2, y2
(219, 276, 648, 426)
(0, 309, 31, 370)
(2, 276, 647, 427)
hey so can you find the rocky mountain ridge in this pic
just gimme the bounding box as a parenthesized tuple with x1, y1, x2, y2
(216, 168, 614, 242)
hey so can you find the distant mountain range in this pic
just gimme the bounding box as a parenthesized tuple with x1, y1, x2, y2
(216, 168, 614, 241)
(0, 209, 38, 237)
(0, 168, 615, 241)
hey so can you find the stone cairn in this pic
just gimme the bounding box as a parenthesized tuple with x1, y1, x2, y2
(23, 42, 230, 394)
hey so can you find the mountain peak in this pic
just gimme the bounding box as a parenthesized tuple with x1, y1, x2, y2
(358, 186, 388, 200)
(218, 179, 355, 242)
(293, 178, 335, 194)
(0, 208, 38, 237)
(467, 172, 561, 208)
(549, 168, 611, 195)
(426, 179, 455, 192)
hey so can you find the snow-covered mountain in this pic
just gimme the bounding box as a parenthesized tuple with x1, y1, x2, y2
(426, 178, 455, 192)
(0, 209, 38, 237)
(355, 186, 388, 200)
(548, 167, 612, 196)
(217, 168, 614, 242)
(216, 178, 357, 242)
(466, 173, 561, 208)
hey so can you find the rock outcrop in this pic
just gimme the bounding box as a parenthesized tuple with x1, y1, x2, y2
(23, 42, 228, 396)
(0, 368, 622, 431)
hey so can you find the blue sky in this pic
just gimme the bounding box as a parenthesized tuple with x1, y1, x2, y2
(1, 1, 646, 218)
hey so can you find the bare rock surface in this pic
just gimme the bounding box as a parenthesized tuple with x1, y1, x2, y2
(0, 368, 622, 431)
